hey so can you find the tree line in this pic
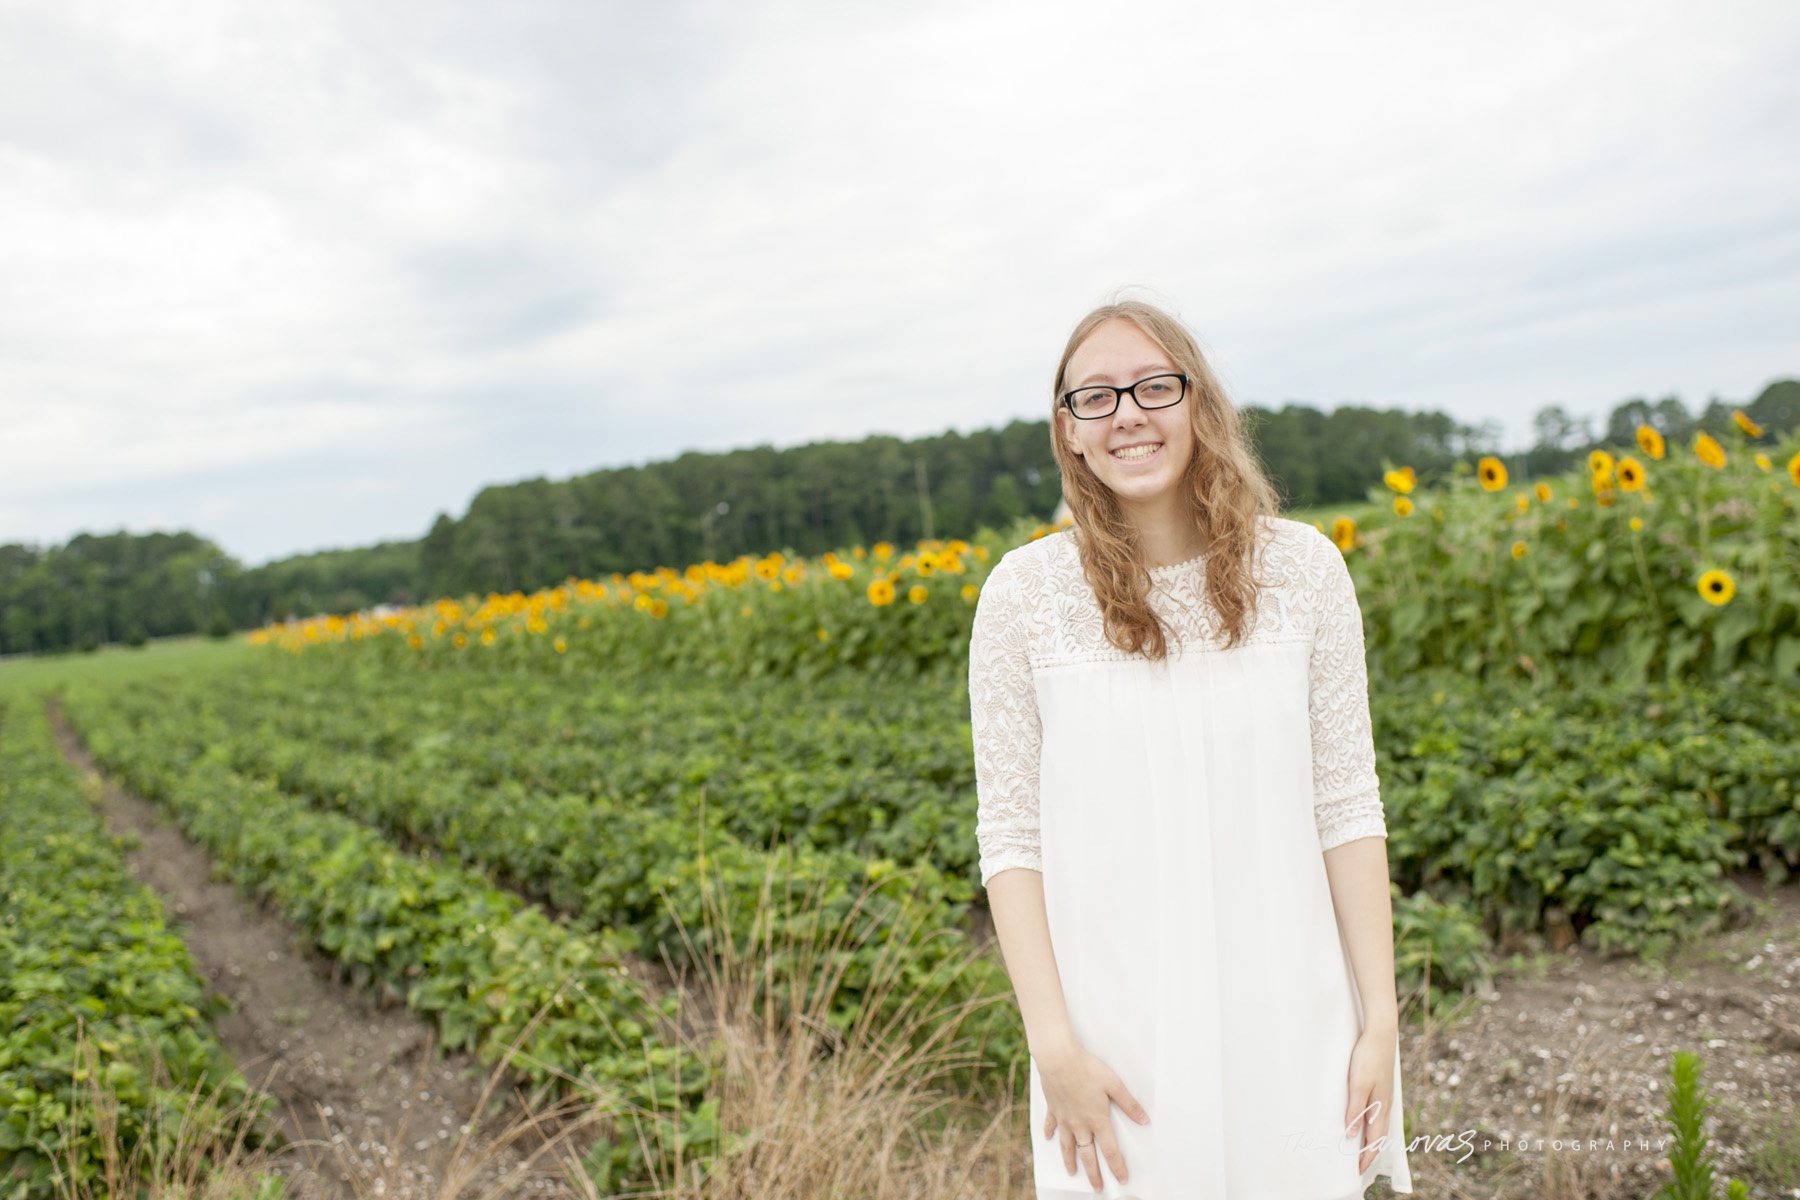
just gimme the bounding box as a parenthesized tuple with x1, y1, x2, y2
(4, 380, 1792, 656)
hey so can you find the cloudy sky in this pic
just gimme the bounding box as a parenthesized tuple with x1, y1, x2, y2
(3, 0, 1796, 565)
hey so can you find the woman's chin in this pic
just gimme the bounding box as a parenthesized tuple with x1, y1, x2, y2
(1101, 470, 1183, 505)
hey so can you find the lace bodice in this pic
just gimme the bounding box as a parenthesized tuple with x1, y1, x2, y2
(968, 515, 1389, 886)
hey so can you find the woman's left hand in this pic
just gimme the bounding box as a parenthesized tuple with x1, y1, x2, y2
(1344, 1025, 1398, 1175)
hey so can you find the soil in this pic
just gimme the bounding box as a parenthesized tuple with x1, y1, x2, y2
(1389, 875, 1800, 1200)
(48, 700, 593, 1200)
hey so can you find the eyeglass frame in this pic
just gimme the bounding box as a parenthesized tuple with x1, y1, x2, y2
(1060, 373, 1190, 420)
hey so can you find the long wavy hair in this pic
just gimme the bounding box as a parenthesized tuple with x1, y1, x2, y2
(1049, 299, 1281, 659)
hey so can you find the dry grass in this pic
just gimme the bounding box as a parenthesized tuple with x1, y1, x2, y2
(596, 856, 1033, 1200)
(50, 1026, 284, 1200)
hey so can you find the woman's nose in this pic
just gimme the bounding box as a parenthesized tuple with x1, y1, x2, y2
(1112, 396, 1149, 426)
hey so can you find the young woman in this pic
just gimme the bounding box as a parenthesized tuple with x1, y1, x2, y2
(969, 299, 1414, 1199)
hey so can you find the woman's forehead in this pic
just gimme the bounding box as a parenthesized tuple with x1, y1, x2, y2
(1068, 324, 1176, 385)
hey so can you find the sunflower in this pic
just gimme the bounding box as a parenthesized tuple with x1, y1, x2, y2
(828, 560, 854, 580)
(1588, 449, 1615, 477)
(1595, 487, 1617, 507)
(1732, 410, 1763, 438)
(1635, 425, 1666, 460)
(915, 551, 939, 576)
(1511, 541, 1528, 560)
(1697, 570, 1735, 606)
(1790, 451, 1800, 488)
(754, 558, 780, 582)
(1383, 467, 1416, 495)
(908, 584, 929, 605)
(1477, 456, 1507, 491)
(867, 579, 896, 606)
(872, 542, 895, 561)
(962, 583, 979, 601)
(816, 627, 829, 642)
(553, 636, 567, 653)
(1754, 453, 1772, 472)
(1695, 433, 1726, 470)
(1330, 516, 1357, 551)
(1514, 494, 1529, 513)
(1393, 496, 1414, 517)
(1629, 517, 1643, 532)
(649, 599, 669, 618)
(1616, 457, 1646, 492)
(1534, 481, 1554, 503)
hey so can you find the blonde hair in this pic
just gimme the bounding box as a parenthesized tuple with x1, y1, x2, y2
(1049, 299, 1281, 658)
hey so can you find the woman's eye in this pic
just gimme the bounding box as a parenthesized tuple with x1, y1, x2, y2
(1141, 382, 1171, 397)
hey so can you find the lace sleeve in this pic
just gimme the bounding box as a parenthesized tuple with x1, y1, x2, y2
(1306, 530, 1388, 851)
(969, 554, 1043, 886)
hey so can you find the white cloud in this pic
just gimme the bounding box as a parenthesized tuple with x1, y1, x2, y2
(1, 0, 1795, 563)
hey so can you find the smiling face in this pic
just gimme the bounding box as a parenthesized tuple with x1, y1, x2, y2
(1055, 317, 1196, 515)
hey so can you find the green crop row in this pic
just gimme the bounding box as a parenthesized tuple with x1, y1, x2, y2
(257, 654, 1800, 958)
(128, 647, 1800, 960)
(0, 693, 257, 1200)
(59, 671, 1028, 1089)
(54, 687, 715, 1192)
(1376, 670, 1800, 956)
(182, 655, 982, 892)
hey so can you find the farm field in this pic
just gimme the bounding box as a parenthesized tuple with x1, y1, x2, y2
(6, 417, 1800, 1199)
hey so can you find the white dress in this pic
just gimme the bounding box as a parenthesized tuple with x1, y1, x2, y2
(969, 516, 1414, 1200)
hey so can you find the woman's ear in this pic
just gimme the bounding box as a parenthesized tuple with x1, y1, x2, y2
(1054, 409, 1083, 458)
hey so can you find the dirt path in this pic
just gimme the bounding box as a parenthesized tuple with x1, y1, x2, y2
(49, 700, 589, 1200)
(1394, 875, 1800, 1199)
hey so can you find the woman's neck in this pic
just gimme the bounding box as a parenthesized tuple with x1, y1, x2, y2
(1121, 494, 1209, 568)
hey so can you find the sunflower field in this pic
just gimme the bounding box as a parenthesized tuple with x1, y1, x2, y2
(19, 408, 1799, 1195)
(1340, 414, 1800, 684)
(249, 413, 1798, 691)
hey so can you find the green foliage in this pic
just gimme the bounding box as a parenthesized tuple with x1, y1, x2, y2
(1375, 672, 1800, 955)
(1341, 425, 1800, 684)
(1523, 378, 1796, 477)
(228, 538, 423, 626)
(56, 691, 719, 1191)
(59, 663, 1025, 1085)
(1654, 1048, 1750, 1200)
(1245, 403, 1494, 508)
(0, 531, 238, 657)
(1390, 887, 1491, 1011)
(0, 693, 260, 1200)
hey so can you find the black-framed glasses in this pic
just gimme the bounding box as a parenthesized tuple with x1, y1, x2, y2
(1061, 373, 1188, 420)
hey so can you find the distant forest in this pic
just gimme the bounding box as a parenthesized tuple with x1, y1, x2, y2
(5, 380, 1795, 655)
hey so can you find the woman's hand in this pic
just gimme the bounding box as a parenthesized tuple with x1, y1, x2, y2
(1038, 1038, 1151, 1191)
(1344, 1025, 1398, 1175)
